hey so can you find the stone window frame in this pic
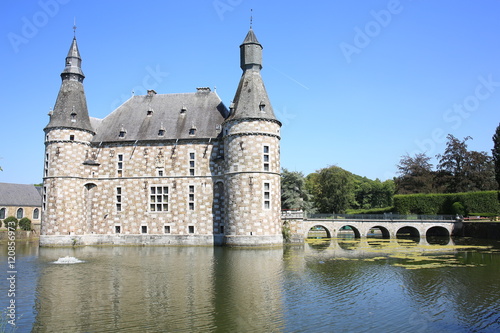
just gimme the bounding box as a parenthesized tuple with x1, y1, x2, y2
(116, 187, 122, 212)
(189, 151, 195, 176)
(149, 185, 169, 212)
(0, 207, 5, 219)
(44, 152, 49, 177)
(115, 225, 121, 234)
(263, 181, 271, 210)
(16, 208, 24, 219)
(33, 208, 40, 220)
(141, 225, 148, 234)
(263, 145, 270, 171)
(188, 185, 195, 211)
(188, 225, 195, 234)
(164, 224, 171, 234)
(117, 154, 124, 177)
(42, 186, 47, 211)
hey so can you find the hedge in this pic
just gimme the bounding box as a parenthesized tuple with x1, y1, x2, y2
(394, 191, 500, 215)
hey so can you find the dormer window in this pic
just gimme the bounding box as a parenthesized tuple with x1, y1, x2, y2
(189, 128, 196, 136)
(259, 101, 266, 112)
(119, 125, 127, 138)
(181, 106, 187, 114)
(147, 108, 153, 117)
(70, 112, 77, 122)
(158, 129, 165, 136)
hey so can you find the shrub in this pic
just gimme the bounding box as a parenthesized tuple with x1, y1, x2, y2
(3, 216, 18, 230)
(451, 202, 465, 216)
(19, 217, 32, 231)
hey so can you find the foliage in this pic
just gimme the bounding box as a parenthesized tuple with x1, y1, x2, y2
(281, 168, 313, 211)
(451, 202, 465, 216)
(282, 220, 292, 243)
(306, 166, 355, 214)
(353, 176, 394, 209)
(395, 153, 434, 194)
(3, 216, 18, 229)
(346, 207, 394, 214)
(493, 123, 500, 191)
(394, 191, 500, 215)
(19, 217, 32, 231)
(436, 135, 496, 193)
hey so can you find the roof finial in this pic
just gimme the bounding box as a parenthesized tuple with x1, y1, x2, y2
(73, 17, 77, 37)
(250, 9, 253, 29)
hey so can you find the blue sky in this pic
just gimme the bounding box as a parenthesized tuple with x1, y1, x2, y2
(1, 0, 499, 185)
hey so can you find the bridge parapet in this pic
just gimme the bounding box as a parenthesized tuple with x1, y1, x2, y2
(307, 213, 457, 221)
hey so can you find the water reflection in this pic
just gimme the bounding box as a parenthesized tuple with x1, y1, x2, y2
(1, 238, 500, 332)
(32, 247, 285, 332)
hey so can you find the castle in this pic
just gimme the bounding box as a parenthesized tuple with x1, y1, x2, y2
(40, 28, 282, 247)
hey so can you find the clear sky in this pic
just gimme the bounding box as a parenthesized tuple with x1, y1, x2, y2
(1, 0, 499, 185)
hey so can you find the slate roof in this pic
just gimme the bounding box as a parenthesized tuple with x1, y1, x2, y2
(45, 37, 94, 133)
(0, 183, 42, 207)
(227, 69, 278, 122)
(91, 89, 229, 143)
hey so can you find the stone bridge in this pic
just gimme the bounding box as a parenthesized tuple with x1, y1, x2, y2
(282, 212, 460, 241)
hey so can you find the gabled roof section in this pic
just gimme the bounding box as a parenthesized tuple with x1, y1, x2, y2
(92, 89, 229, 142)
(0, 183, 42, 207)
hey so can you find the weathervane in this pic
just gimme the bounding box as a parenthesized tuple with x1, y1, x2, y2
(73, 17, 77, 37)
(250, 9, 253, 29)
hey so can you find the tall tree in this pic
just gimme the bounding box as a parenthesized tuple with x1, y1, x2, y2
(395, 153, 434, 194)
(436, 134, 496, 192)
(436, 135, 473, 192)
(493, 123, 500, 191)
(308, 166, 355, 214)
(281, 168, 312, 211)
(353, 176, 395, 209)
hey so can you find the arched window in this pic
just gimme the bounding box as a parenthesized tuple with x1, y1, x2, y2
(16, 208, 24, 219)
(33, 208, 40, 220)
(0, 208, 5, 219)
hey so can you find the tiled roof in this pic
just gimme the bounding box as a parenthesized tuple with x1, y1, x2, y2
(0, 183, 42, 207)
(91, 89, 229, 142)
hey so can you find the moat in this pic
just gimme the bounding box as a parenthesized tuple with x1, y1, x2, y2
(1, 237, 500, 332)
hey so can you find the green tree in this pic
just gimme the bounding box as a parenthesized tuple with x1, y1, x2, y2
(395, 153, 434, 194)
(436, 135, 471, 192)
(308, 166, 355, 214)
(437, 134, 496, 192)
(281, 168, 312, 211)
(353, 176, 394, 209)
(493, 123, 500, 191)
(19, 217, 32, 231)
(3, 216, 18, 229)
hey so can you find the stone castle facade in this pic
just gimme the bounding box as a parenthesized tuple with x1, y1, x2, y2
(40, 29, 282, 246)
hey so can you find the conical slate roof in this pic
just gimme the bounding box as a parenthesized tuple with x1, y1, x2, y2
(45, 37, 93, 133)
(227, 29, 279, 123)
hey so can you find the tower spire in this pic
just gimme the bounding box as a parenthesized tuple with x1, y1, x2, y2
(228, 28, 279, 123)
(45, 35, 93, 133)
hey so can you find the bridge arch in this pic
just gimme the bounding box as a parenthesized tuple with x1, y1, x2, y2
(306, 224, 332, 239)
(338, 225, 361, 238)
(368, 225, 390, 238)
(396, 226, 420, 239)
(426, 226, 450, 238)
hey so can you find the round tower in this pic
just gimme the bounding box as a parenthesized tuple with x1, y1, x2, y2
(41, 36, 95, 244)
(222, 28, 282, 246)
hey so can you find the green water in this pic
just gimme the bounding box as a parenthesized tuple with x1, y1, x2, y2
(1, 237, 500, 332)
